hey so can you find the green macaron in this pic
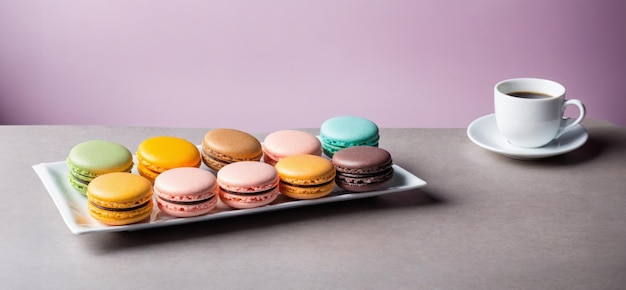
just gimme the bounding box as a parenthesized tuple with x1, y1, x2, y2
(67, 140, 134, 195)
(320, 116, 380, 157)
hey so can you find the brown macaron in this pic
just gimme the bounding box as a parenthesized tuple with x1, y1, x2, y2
(331, 146, 394, 192)
(201, 129, 263, 171)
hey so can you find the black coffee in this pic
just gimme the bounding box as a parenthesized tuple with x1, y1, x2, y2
(507, 91, 553, 99)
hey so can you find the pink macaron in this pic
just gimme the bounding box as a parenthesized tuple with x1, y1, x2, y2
(216, 161, 280, 209)
(262, 130, 322, 166)
(154, 167, 218, 217)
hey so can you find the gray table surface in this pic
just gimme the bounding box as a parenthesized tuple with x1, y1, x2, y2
(2, 120, 625, 289)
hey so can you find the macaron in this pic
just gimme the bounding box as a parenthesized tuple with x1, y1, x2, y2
(262, 130, 322, 166)
(66, 140, 133, 195)
(320, 116, 380, 157)
(136, 136, 201, 183)
(87, 172, 153, 226)
(274, 154, 336, 200)
(154, 167, 218, 217)
(201, 128, 263, 171)
(216, 161, 280, 209)
(332, 146, 394, 192)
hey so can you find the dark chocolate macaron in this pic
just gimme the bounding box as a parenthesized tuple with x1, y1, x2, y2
(331, 146, 394, 192)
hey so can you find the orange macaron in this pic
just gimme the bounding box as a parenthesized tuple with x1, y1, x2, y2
(136, 136, 201, 183)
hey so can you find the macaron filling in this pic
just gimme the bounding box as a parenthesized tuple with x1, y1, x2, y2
(279, 179, 335, 188)
(218, 186, 277, 196)
(68, 162, 133, 183)
(89, 200, 151, 212)
(69, 175, 89, 185)
(202, 149, 243, 166)
(336, 167, 394, 185)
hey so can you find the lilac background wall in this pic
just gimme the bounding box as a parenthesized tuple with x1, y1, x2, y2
(1, 0, 625, 132)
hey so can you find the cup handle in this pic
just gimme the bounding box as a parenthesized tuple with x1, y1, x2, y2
(555, 99, 586, 139)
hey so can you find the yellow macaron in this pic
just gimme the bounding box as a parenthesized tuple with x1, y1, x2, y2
(136, 136, 201, 183)
(87, 172, 153, 226)
(274, 154, 336, 199)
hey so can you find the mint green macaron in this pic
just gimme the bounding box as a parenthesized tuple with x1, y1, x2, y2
(67, 140, 134, 195)
(320, 116, 380, 157)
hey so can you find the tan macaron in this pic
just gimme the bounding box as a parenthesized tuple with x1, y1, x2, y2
(201, 128, 263, 171)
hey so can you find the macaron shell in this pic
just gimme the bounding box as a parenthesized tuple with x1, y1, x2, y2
(262, 130, 322, 165)
(202, 129, 263, 170)
(154, 167, 217, 196)
(153, 167, 218, 217)
(219, 187, 279, 209)
(279, 180, 335, 200)
(217, 161, 279, 192)
(67, 140, 134, 176)
(335, 173, 393, 192)
(320, 116, 380, 144)
(156, 196, 217, 217)
(87, 172, 153, 225)
(332, 146, 393, 173)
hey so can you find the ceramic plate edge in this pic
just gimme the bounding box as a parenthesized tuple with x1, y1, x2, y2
(33, 161, 426, 235)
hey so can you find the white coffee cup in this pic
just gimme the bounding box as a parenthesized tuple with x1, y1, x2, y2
(494, 78, 586, 148)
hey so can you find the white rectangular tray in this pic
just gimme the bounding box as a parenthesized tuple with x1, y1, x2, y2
(33, 159, 426, 235)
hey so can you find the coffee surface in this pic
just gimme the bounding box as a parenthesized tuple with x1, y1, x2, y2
(507, 91, 553, 99)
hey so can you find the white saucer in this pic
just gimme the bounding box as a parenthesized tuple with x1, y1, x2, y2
(467, 114, 588, 159)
